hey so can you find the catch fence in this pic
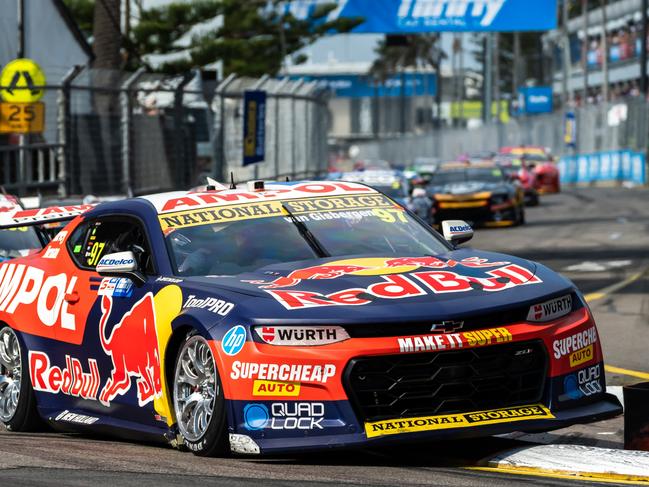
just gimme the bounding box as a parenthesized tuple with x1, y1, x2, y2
(0, 68, 329, 197)
(352, 97, 649, 166)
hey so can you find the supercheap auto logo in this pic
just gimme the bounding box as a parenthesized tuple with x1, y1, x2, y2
(247, 256, 542, 309)
(365, 404, 554, 438)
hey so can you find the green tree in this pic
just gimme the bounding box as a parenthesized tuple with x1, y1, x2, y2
(63, 0, 94, 36)
(66, 0, 362, 76)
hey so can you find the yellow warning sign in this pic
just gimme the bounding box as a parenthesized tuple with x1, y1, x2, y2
(0, 102, 45, 133)
(0, 59, 46, 103)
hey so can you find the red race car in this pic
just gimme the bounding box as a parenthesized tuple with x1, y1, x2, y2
(499, 146, 560, 194)
(493, 155, 539, 207)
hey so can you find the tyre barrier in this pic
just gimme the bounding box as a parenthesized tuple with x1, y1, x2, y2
(624, 382, 649, 451)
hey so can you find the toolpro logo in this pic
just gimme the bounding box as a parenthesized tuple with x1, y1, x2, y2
(98, 294, 162, 406)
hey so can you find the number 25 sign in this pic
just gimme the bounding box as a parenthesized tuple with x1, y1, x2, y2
(0, 102, 44, 134)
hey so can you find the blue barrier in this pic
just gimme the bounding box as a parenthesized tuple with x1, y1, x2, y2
(559, 150, 646, 185)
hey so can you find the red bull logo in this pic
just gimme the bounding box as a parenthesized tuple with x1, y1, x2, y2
(98, 294, 162, 406)
(261, 264, 369, 288)
(252, 256, 510, 289)
(267, 263, 542, 310)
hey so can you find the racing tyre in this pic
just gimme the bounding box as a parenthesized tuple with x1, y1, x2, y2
(173, 333, 228, 456)
(0, 325, 41, 431)
(516, 206, 526, 226)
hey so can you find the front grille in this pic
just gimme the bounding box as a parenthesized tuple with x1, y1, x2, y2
(434, 206, 492, 224)
(343, 292, 582, 339)
(344, 340, 547, 422)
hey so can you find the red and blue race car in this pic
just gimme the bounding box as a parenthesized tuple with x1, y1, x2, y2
(0, 181, 620, 455)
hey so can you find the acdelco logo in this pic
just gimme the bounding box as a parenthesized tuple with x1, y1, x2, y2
(98, 258, 134, 266)
(0, 263, 78, 330)
(449, 225, 471, 233)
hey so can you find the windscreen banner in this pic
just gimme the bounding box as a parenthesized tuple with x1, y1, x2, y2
(285, 0, 558, 32)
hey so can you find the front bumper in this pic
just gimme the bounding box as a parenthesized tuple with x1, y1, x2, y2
(229, 394, 622, 454)
(434, 204, 518, 227)
(214, 308, 622, 455)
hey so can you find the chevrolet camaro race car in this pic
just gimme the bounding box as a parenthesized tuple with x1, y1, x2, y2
(0, 181, 621, 456)
(426, 163, 526, 227)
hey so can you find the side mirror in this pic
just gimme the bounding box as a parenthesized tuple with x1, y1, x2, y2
(442, 220, 474, 246)
(96, 251, 146, 286)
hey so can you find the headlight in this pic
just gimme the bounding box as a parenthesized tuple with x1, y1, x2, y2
(253, 325, 350, 346)
(526, 294, 573, 322)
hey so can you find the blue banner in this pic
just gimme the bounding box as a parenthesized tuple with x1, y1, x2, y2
(517, 86, 553, 114)
(559, 150, 646, 185)
(288, 73, 436, 98)
(286, 0, 557, 32)
(243, 90, 266, 166)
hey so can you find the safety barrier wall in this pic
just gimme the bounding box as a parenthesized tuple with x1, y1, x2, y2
(558, 150, 646, 185)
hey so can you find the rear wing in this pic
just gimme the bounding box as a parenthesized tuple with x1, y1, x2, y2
(0, 204, 95, 230)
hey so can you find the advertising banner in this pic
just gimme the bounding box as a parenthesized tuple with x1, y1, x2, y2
(559, 151, 646, 185)
(289, 73, 436, 98)
(243, 90, 266, 166)
(286, 0, 558, 33)
(517, 86, 553, 114)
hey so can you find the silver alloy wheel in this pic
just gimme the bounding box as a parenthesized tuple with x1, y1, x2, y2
(173, 335, 218, 442)
(0, 327, 21, 422)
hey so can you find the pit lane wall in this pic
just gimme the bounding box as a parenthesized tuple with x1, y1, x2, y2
(558, 150, 646, 186)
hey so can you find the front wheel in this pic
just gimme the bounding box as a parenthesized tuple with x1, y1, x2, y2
(173, 333, 228, 456)
(0, 326, 40, 431)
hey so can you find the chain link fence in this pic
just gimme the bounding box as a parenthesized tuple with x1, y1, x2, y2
(212, 75, 329, 184)
(352, 97, 649, 164)
(0, 68, 329, 197)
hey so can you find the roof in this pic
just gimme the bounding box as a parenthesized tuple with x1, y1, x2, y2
(52, 0, 94, 60)
(339, 170, 402, 185)
(140, 181, 379, 214)
(500, 146, 548, 156)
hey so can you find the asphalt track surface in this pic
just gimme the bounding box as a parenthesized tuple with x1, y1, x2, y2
(1, 187, 648, 486)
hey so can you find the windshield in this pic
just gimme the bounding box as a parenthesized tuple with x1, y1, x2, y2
(163, 194, 448, 276)
(0, 227, 43, 261)
(429, 167, 505, 186)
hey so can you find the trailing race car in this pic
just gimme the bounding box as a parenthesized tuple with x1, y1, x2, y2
(0, 194, 48, 262)
(334, 170, 410, 206)
(494, 154, 540, 207)
(0, 181, 621, 456)
(427, 162, 526, 227)
(499, 146, 561, 194)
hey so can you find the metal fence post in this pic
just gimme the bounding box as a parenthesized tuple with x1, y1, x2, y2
(289, 80, 304, 179)
(272, 79, 289, 179)
(172, 72, 194, 190)
(57, 65, 83, 197)
(250, 75, 270, 180)
(212, 74, 237, 182)
(120, 67, 145, 197)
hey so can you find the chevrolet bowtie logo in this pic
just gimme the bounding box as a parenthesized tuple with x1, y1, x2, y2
(430, 321, 464, 333)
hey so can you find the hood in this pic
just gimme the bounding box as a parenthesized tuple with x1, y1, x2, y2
(186, 249, 573, 324)
(428, 181, 511, 196)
